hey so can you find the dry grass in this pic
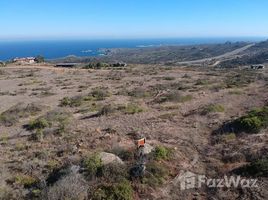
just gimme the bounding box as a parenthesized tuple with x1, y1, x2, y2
(0, 65, 267, 200)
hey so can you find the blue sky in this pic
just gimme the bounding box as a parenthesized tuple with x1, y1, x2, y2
(0, 0, 268, 40)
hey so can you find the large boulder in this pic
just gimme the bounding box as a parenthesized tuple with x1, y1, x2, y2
(99, 152, 124, 165)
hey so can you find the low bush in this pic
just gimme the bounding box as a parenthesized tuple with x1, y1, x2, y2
(153, 146, 172, 160)
(232, 106, 268, 133)
(83, 154, 103, 178)
(112, 148, 135, 161)
(0, 187, 13, 200)
(120, 104, 144, 114)
(90, 87, 110, 101)
(220, 133, 236, 143)
(195, 79, 210, 85)
(91, 179, 133, 200)
(43, 172, 87, 200)
(28, 118, 49, 130)
(155, 92, 192, 104)
(223, 153, 245, 163)
(100, 163, 128, 182)
(0, 103, 42, 126)
(127, 88, 152, 98)
(225, 72, 255, 88)
(229, 89, 243, 95)
(34, 55, 45, 63)
(83, 62, 110, 69)
(142, 161, 168, 187)
(201, 104, 225, 115)
(14, 174, 38, 188)
(233, 158, 268, 177)
(0, 133, 8, 144)
(59, 96, 84, 107)
(27, 109, 71, 140)
(97, 105, 115, 116)
(152, 82, 189, 92)
(163, 76, 175, 81)
(179, 95, 193, 103)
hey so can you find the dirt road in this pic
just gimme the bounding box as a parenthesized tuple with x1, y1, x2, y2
(176, 43, 254, 65)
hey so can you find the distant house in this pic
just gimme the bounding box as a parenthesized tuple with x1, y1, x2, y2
(13, 57, 36, 64)
(250, 64, 265, 70)
(55, 63, 78, 68)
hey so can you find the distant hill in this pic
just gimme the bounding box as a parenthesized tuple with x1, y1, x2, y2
(99, 42, 249, 64)
(50, 42, 250, 65)
(219, 40, 268, 67)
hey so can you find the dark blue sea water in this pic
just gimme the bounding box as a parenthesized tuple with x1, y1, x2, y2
(0, 37, 265, 61)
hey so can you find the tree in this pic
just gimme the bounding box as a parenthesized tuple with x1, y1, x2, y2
(35, 55, 45, 63)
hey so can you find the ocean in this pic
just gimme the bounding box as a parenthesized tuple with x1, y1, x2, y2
(0, 37, 265, 61)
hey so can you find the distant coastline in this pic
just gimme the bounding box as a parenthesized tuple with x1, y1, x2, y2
(0, 37, 266, 61)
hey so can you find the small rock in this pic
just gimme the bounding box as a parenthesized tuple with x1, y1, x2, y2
(99, 152, 124, 165)
(143, 144, 154, 154)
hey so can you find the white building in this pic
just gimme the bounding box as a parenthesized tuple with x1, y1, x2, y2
(13, 57, 36, 64)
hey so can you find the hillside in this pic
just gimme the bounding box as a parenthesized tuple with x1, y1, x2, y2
(219, 40, 268, 67)
(0, 63, 267, 199)
(50, 42, 250, 65)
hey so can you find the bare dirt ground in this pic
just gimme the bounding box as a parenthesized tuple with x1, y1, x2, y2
(0, 64, 267, 199)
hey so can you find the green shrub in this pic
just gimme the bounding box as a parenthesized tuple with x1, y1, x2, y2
(229, 89, 243, 95)
(127, 88, 151, 98)
(178, 95, 193, 103)
(201, 104, 225, 115)
(0, 113, 17, 127)
(59, 97, 72, 107)
(97, 105, 115, 116)
(225, 72, 254, 88)
(59, 96, 84, 107)
(152, 82, 189, 92)
(122, 104, 144, 114)
(28, 118, 49, 130)
(142, 161, 168, 187)
(92, 180, 133, 200)
(232, 106, 268, 133)
(83, 62, 109, 69)
(155, 92, 179, 103)
(14, 174, 38, 188)
(220, 133, 236, 142)
(91, 88, 110, 101)
(100, 163, 128, 182)
(34, 55, 45, 63)
(112, 148, 135, 161)
(195, 79, 209, 85)
(155, 92, 192, 104)
(27, 118, 49, 141)
(27, 109, 71, 139)
(163, 76, 175, 81)
(45, 109, 71, 124)
(234, 158, 268, 177)
(0, 133, 8, 144)
(83, 154, 103, 177)
(236, 116, 262, 133)
(0, 103, 42, 127)
(154, 146, 172, 160)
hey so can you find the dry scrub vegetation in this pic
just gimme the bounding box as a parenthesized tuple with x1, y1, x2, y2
(0, 64, 267, 200)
